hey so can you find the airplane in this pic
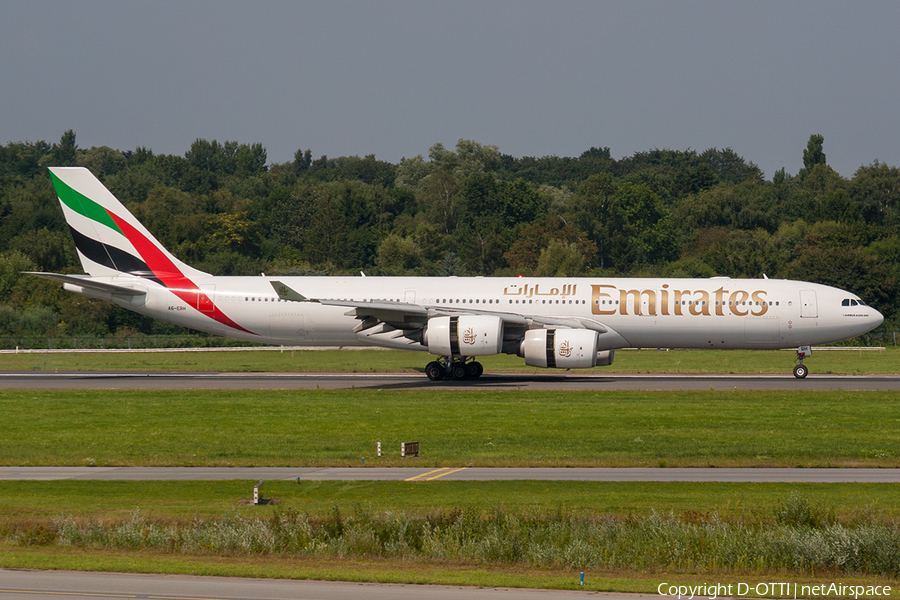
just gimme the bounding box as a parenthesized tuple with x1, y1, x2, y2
(28, 167, 884, 380)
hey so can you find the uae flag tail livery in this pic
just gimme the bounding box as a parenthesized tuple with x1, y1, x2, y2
(37, 167, 252, 335)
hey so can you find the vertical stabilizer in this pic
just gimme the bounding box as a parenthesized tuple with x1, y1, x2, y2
(49, 167, 208, 281)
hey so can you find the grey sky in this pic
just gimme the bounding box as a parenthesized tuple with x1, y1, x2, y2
(3, 1, 898, 179)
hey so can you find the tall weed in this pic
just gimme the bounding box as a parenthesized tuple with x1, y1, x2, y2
(41, 497, 900, 577)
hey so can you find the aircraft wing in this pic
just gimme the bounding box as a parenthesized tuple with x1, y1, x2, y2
(270, 280, 608, 333)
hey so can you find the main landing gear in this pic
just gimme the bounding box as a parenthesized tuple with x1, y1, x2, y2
(793, 345, 811, 379)
(425, 357, 484, 381)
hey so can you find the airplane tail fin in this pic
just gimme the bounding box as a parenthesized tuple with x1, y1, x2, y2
(49, 167, 209, 282)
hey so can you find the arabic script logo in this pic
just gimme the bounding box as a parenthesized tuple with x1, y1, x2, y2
(559, 340, 573, 358)
(462, 327, 478, 345)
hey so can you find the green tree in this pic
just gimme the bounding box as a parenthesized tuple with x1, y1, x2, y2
(609, 182, 676, 268)
(437, 251, 466, 276)
(534, 240, 586, 277)
(51, 130, 77, 166)
(9, 228, 76, 272)
(800, 134, 826, 178)
(375, 234, 422, 275)
(423, 170, 461, 234)
(504, 216, 596, 276)
(568, 173, 619, 269)
(699, 147, 764, 185)
(293, 148, 312, 174)
(849, 161, 900, 227)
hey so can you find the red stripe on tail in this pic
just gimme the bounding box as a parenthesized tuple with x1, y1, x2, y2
(108, 212, 256, 336)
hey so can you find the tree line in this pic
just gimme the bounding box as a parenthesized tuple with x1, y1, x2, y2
(1, 130, 898, 338)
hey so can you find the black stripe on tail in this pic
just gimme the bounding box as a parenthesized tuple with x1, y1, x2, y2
(68, 225, 162, 284)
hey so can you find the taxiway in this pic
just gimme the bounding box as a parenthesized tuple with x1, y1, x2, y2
(2, 466, 898, 483)
(2, 370, 899, 390)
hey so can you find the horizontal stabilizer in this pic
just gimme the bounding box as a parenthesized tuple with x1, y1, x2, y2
(24, 272, 148, 297)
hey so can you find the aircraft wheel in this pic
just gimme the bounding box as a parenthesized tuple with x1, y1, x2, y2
(425, 361, 445, 381)
(793, 364, 809, 379)
(452, 363, 468, 380)
(466, 361, 484, 379)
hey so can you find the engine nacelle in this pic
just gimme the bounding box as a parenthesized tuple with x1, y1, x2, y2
(519, 328, 605, 369)
(595, 349, 615, 366)
(425, 315, 504, 357)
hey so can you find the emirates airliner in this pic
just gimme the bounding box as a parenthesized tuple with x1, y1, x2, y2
(29, 167, 883, 380)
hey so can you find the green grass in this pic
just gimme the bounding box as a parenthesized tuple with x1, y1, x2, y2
(1, 480, 897, 523)
(0, 548, 663, 594)
(1, 388, 899, 467)
(13, 548, 891, 597)
(3, 482, 900, 592)
(1, 346, 897, 374)
(3, 353, 899, 591)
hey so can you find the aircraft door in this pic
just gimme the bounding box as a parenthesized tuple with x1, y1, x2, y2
(800, 290, 818, 318)
(198, 284, 215, 313)
(405, 290, 416, 303)
(640, 295, 652, 316)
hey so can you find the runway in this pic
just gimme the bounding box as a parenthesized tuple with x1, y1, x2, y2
(0, 570, 613, 600)
(2, 370, 900, 390)
(2, 466, 899, 482)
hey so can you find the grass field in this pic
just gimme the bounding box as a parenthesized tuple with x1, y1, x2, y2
(1, 480, 897, 523)
(1, 346, 897, 374)
(6, 548, 894, 596)
(4, 350, 900, 591)
(2, 481, 900, 593)
(2, 388, 899, 467)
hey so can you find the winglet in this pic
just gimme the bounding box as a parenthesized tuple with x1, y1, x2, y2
(270, 280, 309, 302)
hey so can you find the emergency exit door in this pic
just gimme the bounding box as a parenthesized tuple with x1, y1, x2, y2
(800, 290, 817, 318)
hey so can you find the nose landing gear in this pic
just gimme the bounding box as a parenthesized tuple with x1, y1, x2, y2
(425, 357, 484, 381)
(793, 346, 811, 379)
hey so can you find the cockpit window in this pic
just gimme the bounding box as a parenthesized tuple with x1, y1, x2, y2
(843, 298, 866, 307)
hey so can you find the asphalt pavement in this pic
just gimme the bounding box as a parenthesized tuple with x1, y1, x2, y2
(2, 370, 900, 390)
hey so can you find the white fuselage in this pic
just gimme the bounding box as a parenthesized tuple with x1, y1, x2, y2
(75, 276, 884, 352)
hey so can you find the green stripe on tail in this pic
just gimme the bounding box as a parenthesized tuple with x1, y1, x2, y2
(50, 171, 123, 235)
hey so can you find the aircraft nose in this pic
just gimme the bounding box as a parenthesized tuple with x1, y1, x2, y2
(871, 308, 885, 329)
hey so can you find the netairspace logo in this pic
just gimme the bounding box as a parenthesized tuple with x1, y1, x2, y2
(657, 582, 892, 599)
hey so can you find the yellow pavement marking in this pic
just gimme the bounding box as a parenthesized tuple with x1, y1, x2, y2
(425, 467, 468, 481)
(404, 467, 449, 481)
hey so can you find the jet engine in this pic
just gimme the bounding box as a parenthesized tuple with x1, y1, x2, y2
(424, 315, 504, 357)
(519, 328, 613, 369)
